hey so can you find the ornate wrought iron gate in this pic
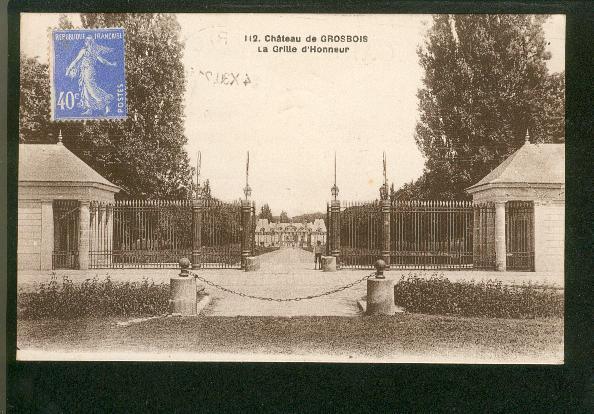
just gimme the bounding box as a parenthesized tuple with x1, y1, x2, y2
(82, 195, 532, 271)
(53, 199, 79, 269)
(391, 200, 473, 270)
(329, 199, 473, 270)
(106, 200, 192, 268)
(339, 201, 382, 268)
(88, 199, 253, 269)
(201, 199, 243, 269)
(506, 201, 535, 271)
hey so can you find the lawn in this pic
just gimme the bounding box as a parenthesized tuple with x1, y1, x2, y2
(17, 314, 563, 363)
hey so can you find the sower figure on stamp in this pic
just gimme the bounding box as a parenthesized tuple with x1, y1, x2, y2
(313, 240, 324, 270)
(66, 36, 117, 116)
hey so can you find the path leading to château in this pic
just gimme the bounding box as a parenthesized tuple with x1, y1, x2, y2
(258, 247, 316, 274)
(202, 247, 370, 317)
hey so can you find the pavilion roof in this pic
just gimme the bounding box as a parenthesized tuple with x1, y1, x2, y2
(467, 142, 564, 192)
(19, 142, 119, 191)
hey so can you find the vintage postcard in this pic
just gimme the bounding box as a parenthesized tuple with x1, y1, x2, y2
(16, 13, 565, 363)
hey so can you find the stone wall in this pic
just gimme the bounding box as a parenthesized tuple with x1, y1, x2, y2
(18, 201, 42, 270)
(534, 201, 564, 272)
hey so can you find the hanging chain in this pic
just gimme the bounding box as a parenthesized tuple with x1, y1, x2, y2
(189, 271, 376, 302)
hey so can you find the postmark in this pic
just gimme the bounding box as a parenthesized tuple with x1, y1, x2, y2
(198, 70, 252, 86)
(50, 28, 127, 121)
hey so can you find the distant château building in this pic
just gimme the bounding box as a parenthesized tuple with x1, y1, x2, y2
(255, 218, 327, 248)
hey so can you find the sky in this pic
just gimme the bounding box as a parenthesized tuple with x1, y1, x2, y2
(21, 14, 565, 216)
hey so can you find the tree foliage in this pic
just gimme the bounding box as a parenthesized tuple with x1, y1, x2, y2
(19, 57, 51, 143)
(409, 15, 565, 199)
(200, 179, 212, 199)
(19, 13, 194, 199)
(58, 13, 74, 29)
(292, 212, 326, 223)
(258, 203, 274, 222)
(279, 211, 290, 223)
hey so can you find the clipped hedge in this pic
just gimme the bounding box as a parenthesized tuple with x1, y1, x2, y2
(18, 275, 170, 320)
(394, 274, 563, 319)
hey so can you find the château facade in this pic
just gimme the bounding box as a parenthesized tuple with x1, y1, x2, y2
(255, 218, 327, 248)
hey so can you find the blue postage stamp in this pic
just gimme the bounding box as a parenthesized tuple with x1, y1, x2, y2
(51, 28, 127, 120)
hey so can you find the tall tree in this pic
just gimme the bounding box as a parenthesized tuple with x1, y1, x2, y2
(411, 15, 564, 199)
(19, 57, 51, 143)
(19, 13, 194, 199)
(78, 13, 193, 198)
(258, 204, 273, 222)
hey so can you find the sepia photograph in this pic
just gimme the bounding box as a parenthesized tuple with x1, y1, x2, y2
(15, 12, 565, 364)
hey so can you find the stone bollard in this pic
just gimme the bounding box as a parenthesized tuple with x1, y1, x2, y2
(245, 256, 260, 272)
(366, 259, 395, 315)
(169, 258, 197, 315)
(321, 256, 337, 272)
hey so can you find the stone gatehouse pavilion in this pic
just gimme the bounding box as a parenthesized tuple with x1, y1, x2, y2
(18, 139, 120, 270)
(467, 139, 564, 273)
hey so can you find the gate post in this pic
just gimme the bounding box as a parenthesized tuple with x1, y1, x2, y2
(330, 199, 341, 266)
(381, 199, 391, 269)
(97, 203, 105, 267)
(326, 203, 331, 256)
(78, 200, 90, 270)
(366, 259, 396, 315)
(169, 258, 197, 315)
(379, 153, 390, 269)
(241, 199, 252, 270)
(251, 201, 256, 256)
(105, 204, 113, 267)
(191, 198, 203, 269)
(472, 204, 479, 268)
(494, 201, 506, 271)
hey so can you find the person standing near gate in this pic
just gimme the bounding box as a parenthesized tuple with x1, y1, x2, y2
(313, 240, 324, 270)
